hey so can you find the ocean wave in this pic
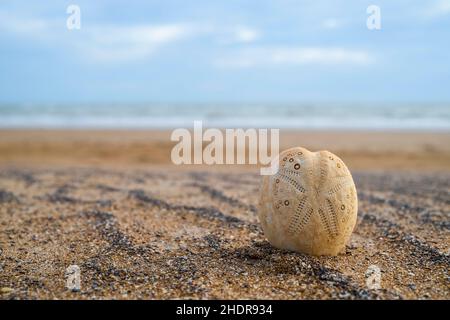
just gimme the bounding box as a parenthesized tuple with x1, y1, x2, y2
(0, 103, 449, 130)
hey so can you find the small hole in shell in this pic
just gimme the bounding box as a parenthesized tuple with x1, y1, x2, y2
(283, 157, 287, 161)
(298, 152, 303, 155)
(289, 158, 294, 162)
(284, 200, 290, 206)
(341, 204, 345, 210)
(294, 163, 300, 170)
(276, 179, 280, 183)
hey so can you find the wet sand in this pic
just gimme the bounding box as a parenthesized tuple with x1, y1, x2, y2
(0, 130, 449, 299)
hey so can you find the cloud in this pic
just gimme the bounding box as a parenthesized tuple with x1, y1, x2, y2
(215, 25, 261, 45)
(0, 9, 262, 63)
(233, 26, 260, 43)
(321, 19, 341, 30)
(214, 47, 374, 68)
(81, 23, 261, 61)
(0, 11, 50, 35)
(0, 9, 194, 63)
(423, 0, 450, 18)
(85, 24, 192, 62)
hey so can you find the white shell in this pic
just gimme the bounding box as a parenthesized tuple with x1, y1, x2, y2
(258, 147, 358, 256)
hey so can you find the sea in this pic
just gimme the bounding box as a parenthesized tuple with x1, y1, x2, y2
(0, 103, 449, 130)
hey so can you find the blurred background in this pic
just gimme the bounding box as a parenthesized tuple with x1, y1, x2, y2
(0, 0, 449, 130)
(0, 0, 449, 170)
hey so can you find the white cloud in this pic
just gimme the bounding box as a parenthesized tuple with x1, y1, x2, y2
(423, 0, 450, 17)
(0, 9, 263, 63)
(85, 24, 192, 62)
(322, 19, 341, 29)
(233, 26, 260, 43)
(0, 11, 50, 35)
(215, 25, 261, 45)
(0, 10, 194, 63)
(83, 23, 260, 62)
(93, 25, 190, 45)
(214, 47, 373, 68)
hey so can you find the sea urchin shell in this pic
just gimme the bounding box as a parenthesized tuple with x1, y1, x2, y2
(258, 147, 358, 256)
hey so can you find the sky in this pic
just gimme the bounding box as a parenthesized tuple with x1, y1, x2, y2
(0, 0, 449, 104)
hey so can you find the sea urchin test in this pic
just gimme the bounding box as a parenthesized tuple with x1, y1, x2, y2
(258, 147, 358, 256)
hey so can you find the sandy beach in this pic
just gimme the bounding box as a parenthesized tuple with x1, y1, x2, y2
(0, 130, 449, 299)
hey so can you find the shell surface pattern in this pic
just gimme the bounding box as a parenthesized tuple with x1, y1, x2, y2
(258, 147, 358, 256)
